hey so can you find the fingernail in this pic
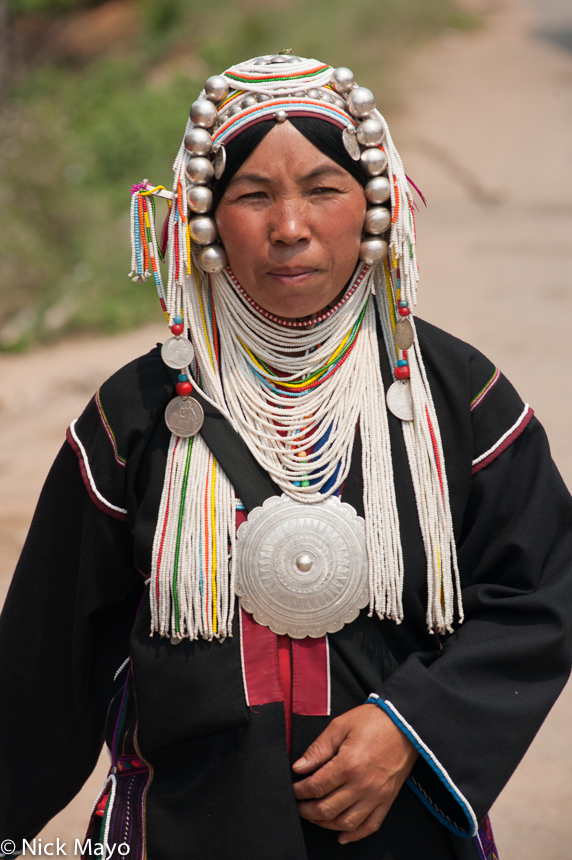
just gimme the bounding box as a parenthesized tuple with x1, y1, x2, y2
(292, 756, 307, 769)
(339, 836, 349, 845)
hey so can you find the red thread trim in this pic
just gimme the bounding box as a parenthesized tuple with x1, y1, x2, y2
(66, 428, 128, 521)
(472, 407, 534, 475)
(425, 406, 443, 496)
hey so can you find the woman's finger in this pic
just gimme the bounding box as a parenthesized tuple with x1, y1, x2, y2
(292, 714, 349, 774)
(297, 790, 375, 830)
(338, 803, 389, 844)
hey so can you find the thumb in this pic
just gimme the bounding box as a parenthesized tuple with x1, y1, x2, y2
(292, 718, 347, 773)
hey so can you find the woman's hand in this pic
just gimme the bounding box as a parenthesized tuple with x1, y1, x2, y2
(292, 703, 418, 844)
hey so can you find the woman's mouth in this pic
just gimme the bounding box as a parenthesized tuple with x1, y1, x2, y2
(268, 267, 317, 286)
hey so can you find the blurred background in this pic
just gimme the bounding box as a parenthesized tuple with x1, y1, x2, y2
(0, 0, 571, 857)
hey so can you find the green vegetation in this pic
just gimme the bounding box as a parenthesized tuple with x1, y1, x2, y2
(0, 0, 477, 349)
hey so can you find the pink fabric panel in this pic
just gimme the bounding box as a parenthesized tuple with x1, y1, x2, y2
(292, 636, 330, 716)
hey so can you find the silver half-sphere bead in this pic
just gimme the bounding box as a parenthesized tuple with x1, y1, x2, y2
(190, 99, 217, 128)
(356, 117, 385, 147)
(187, 185, 213, 214)
(320, 90, 334, 103)
(227, 104, 242, 117)
(359, 237, 388, 265)
(306, 88, 321, 99)
(292, 91, 306, 97)
(332, 67, 355, 94)
(364, 206, 391, 234)
(360, 147, 388, 175)
(256, 92, 272, 102)
(252, 57, 268, 65)
(185, 156, 214, 185)
(269, 55, 290, 64)
(274, 110, 288, 122)
(204, 75, 228, 103)
(348, 87, 376, 118)
(286, 55, 301, 62)
(365, 175, 391, 204)
(184, 128, 213, 157)
(332, 95, 346, 109)
(198, 244, 228, 273)
(241, 95, 257, 107)
(189, 216, 218, 245)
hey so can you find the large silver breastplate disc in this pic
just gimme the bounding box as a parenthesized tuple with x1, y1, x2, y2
(235, 494, 369, 639)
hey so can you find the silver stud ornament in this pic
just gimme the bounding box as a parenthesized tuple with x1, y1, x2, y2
(356, 118, 385, 147)
(189, 216, 218, 245)
(360, 148, 388, 176)
(365, 175, 391, 204)
(331, 67, 356, 94)
(184, 128, 213, 157)
(204, 75, 229, 103)
(198, 244, 228, 273)
(185, 157, 215, 185)
(347, 87, 376, 118)
(359, 237, 388, 265)
(190, 99, 217, 128)
(364, 207, 391, 234)
(187, 185, 213, 214)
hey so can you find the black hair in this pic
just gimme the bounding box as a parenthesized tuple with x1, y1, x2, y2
(212, 115, 366, 210)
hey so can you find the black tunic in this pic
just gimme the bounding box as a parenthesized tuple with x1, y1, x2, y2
(1, 319, 572, 860)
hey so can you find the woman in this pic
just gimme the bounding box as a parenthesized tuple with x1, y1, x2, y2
(1, 54, 571, 860)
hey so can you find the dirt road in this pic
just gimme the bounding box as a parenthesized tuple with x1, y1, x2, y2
(1, 0, 571, 855)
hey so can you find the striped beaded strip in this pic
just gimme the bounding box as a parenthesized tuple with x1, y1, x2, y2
(224, 63, 330, 85)
(225, 266, 367, 328)
(213, 98, 356, 146)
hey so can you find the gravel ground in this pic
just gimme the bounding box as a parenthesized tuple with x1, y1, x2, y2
(0, 0, 571, 854)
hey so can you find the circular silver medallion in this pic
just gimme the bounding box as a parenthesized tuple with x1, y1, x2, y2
(165, 397, 204, 438)
(161, 337, 195, 370)
(236, 494, 369, 638)
(386, 380, 414, 421)
(394, 318, 414, 350)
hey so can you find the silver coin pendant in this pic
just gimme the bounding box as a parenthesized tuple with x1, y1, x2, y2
(394, 318, 414, 351)
(161, 337, 195, 370)
(342, 126, 361, 161)
(165, 396, 205, 438)
(386, 380, 414, 421)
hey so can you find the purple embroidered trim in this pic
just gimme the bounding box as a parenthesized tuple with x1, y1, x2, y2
(475, 815, 499, 860)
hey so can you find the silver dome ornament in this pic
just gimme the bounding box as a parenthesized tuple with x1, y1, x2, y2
(332, 95, 346, 109)
(347, 87, 376, 118)
(197, 244, 228, 273)
(359, 237, 388, 265)
(365, 175, 391, 204)
(364, 206, 391, 235)
(241, 95, 257, 107)
(190, 99, 217, 128)
(252, 57, 268, 65)
(292, 91, 306, 98)
(306, 88, 321, 99)
(320, 90, 334, 103)
(204, 75, 228, 103)
(269, 55, 290, 64)
(332, 67, 356, 94)
(184, 128, 213, 157)
(256, 92, 272, 102)
(235, 494, 369, 639)
(213, 144, 226, 180)
(342, 125, 360, 161)
(189, 216, 218, 245)
(356, 117, 385, 147)
(227, 104, 242, 117)
(360, 147, 388, 176)
(185, 156, 214, 185)
(274, 110, 288, 122)
(187, 185, 213, 214)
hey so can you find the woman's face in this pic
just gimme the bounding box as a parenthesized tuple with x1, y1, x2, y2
(215, 121, 366, 320)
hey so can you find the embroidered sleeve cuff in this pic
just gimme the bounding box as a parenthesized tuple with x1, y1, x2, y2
(366, 694, 478, 838)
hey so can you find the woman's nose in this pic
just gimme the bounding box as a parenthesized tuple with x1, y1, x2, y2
(268, 200, 311, 246)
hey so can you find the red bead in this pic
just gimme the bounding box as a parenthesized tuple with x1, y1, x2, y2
(176, 381, 193, 397)
(398, 307, 410, 317)
(171, 323, 184, 336)
(394, 365, 410, 380)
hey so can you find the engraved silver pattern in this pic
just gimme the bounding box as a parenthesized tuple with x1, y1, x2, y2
(236, 494, 369, 638)
(165, 397, 205, 437)
(161, 337, 195, 369)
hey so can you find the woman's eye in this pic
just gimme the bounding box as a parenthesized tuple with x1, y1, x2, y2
(311, 186, 340, 195)
(239, 191, 268, 200)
